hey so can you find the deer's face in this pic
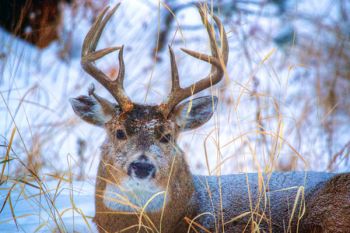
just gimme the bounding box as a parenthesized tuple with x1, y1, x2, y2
(102, 105, 180, 185)
(70, 95, 217, 211)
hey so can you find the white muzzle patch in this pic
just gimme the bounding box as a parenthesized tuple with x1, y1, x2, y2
(103, 179, 167, 213)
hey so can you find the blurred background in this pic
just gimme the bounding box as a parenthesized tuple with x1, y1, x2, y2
(1, 0, 350, 231)
(1, 0, 349, 181)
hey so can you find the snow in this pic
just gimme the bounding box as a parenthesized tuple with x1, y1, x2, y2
(0, 180, 96, 233)
(0, 0, 348, 176)
(0, 0, 349, 231)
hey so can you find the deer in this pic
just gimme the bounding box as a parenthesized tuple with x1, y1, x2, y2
(69, 3, 350, 233)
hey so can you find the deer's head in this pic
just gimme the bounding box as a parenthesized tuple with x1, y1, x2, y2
(70, 4, 228, 211)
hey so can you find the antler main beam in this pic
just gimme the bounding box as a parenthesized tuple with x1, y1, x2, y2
(160, 5, 229, 117)
(81, 3, 227, 116)
(81, 4, 133, 112)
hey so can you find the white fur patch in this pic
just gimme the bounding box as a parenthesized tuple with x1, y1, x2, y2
(91, 103, 112, 123)
(103, 179, 167, 213)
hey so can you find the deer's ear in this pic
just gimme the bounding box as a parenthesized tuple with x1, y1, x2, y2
(70, 95, 117, 126)
(172, 96, 218, 131)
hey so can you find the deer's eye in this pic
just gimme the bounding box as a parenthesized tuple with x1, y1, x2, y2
(116, 129, 127, 140)
(160, 134, 172, 143)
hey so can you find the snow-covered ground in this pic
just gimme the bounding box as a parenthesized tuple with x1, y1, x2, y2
(0, 179, 96, 233)
(0, 0, 349, 232)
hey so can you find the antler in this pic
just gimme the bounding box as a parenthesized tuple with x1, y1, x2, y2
(81, 4, 227, 116)
(81, 3, 133, 112)
(159, 5, 229, 117)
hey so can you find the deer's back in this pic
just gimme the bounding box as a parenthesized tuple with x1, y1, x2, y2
(191, 172, 347, 232)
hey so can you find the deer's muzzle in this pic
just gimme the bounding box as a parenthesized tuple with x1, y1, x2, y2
(128, 158, 156, 179)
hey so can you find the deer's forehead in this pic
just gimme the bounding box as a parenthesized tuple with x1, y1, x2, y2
(124, 118, 172, 135)
(108, 105, 175, 135)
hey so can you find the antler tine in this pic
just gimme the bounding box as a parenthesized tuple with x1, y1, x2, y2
(160, 5, 229, 117)
(81, 3, 134, 112)
(168, 45, 180, 92)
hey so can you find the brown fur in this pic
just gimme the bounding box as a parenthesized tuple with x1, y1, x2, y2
(301, 173, 350, 233)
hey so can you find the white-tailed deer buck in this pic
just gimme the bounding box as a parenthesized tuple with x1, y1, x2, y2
(70, 3, 350, 233)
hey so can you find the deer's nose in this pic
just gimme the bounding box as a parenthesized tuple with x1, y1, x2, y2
(128, 161, 156, 179)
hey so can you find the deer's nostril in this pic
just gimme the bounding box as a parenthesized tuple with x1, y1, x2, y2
(128, 161, 155, 179)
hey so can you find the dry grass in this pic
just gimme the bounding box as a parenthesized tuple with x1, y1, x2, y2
(1, 0, 349, 232)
